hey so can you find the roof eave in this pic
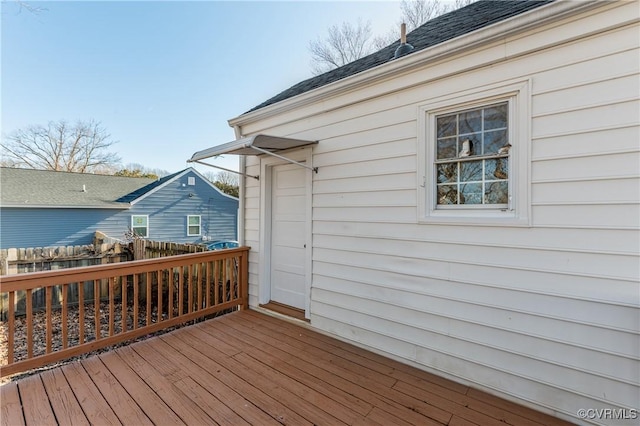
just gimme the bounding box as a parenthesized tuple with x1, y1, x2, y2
(1, 204, 131, 209)
(228, 0, 601, 128)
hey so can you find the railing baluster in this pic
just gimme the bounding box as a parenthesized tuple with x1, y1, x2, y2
(214, 260, 220, 306)
(223, 259, 228, 302)
(146, 272, 151, 326)
(79, 281, 85, 345)
(205, 261, 211, 309)
(178, 267, 184, 316)
(94, 279, 100, 341)
(168, 268, 174, 319)
(8, 292, 15, 364)
(109, 277, 115, 337)
(188, 265, 193, 314)
(26, 289, 33, 359)
(62, 283, 68, 349)
(197, 262, 203, 310)
(122, 275, 128, 333)
(157, 270, 162, 322)
(133, 274, 139, 330)
(46, 287, 52, 354)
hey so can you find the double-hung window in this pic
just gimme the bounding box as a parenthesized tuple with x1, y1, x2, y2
(187, 215, 201, 236)
(435, 102, 510, 207)
(418, 79, 530, 225)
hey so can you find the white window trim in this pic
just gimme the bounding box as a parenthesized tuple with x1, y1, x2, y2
(187, 215, 201, 236)
(131, 215, 149, 238)
(417, 79, 531, 226)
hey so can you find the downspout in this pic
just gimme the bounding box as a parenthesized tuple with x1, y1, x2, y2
(233, 125, 246, 247)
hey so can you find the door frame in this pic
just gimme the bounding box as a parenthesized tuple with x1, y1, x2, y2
(258, 147, 313, 318)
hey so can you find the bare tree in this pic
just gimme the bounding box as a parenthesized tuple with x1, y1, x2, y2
(400, 0, 449, 32)
(203, 170, 239, 197)
(1, 119, 121, 173)
(309, 19, 375, 75)
(310, 0, 477, 72)
(2, 0, 47, 15)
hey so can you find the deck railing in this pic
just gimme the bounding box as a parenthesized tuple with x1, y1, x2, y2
(0, 247, 249, 378)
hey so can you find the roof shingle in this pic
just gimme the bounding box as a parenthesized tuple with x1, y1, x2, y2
(0, 168, 160, 208)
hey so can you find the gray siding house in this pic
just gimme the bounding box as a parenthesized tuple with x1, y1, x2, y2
(0, 167, 238, 249)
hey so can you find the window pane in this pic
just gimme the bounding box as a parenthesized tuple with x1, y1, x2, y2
(188, 216, 200, 225)
(483, 129, 508, 155)
(485, 181, 509, 204)
(437, 115, 457, 137)
(437, 137, 457, 159)
(485, 158, 509, 180)
(459, 109, 482, 134)
(484, 103, 508, 130)
(460, 182, 483, 204)
(188, 225, 200, 235)
(437, 185, 458, 205)
(133, 227, 147, 237)
(437, 163, 458, 183)
(132, 216, 147, 227)
(460, 161, 482, 182)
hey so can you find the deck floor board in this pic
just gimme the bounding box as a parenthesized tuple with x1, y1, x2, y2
(1, 310, 575, 426)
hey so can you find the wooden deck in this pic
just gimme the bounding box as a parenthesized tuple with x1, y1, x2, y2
(1, 310, 574, 425)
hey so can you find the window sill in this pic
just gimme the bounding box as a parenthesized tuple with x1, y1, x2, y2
(419, 210, 530, 227)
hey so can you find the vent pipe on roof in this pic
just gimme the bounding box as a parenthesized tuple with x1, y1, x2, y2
(82, 184, 87, 192)
(393, 23, 414, 59)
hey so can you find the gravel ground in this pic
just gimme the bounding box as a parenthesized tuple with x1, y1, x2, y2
(0, 302, 200, 384)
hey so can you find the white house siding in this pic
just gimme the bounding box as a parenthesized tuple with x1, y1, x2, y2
(237, 2, 639, 423)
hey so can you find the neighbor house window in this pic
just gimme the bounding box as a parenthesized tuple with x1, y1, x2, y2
(187, 215, 201, 236)
(417, 79, 530, 225)
(131, 215, 149, 237)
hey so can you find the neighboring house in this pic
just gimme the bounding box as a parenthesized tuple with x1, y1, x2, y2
(0, 167, 238, 249)
(190, 0, 639, 424)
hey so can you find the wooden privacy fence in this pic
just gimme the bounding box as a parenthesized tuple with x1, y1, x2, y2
(132, 239, 207, 260)
(0, 247, 249, 378)
(0, 243, 129, 276)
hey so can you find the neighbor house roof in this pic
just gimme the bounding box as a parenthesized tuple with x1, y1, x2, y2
(247, 0, 552, 113)
(115, 169, 185, 203)
(0, 167, 158, 208)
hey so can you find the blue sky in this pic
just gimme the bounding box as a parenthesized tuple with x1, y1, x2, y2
(2, 0, 404, 174)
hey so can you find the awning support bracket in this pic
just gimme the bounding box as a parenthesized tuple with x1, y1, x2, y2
(192, 160, 259, 180)
(250, 146, 318, 173)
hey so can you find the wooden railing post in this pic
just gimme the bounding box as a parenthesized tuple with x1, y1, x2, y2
(240, 250, 249, 310)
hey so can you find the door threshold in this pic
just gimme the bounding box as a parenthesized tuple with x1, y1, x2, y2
(259, 301, 308, 322)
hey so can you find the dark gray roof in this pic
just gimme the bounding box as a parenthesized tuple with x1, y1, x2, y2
(0, 167, 158, 208)
(247, 0, 552, 113)
(115, 169, 185, 203)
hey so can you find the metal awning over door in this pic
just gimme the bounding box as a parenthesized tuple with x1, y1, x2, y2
(188, 134, 318, 179)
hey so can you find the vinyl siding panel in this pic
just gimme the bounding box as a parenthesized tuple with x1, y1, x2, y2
(239, 2, 640, 423)
(0, 208, 127, 248)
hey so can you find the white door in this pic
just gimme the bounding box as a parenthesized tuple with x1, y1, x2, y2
(269, 163, 307, 309)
